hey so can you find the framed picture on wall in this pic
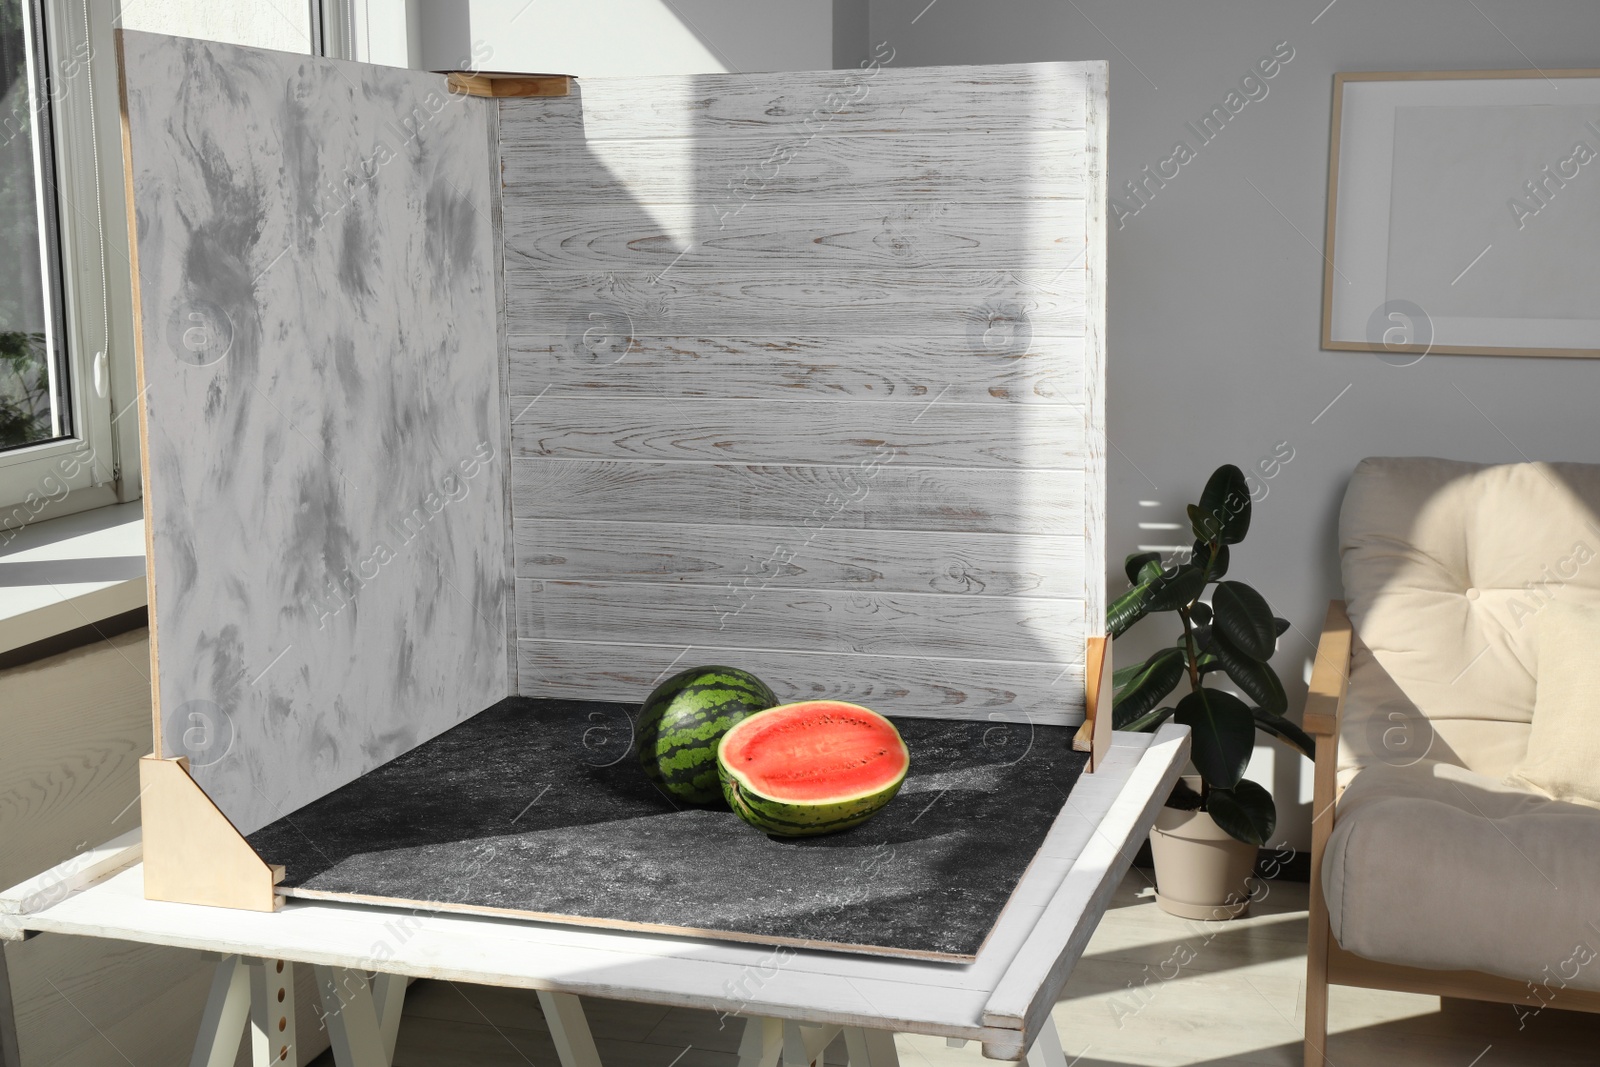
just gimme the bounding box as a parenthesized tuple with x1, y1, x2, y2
(1322, 69, 1600, 359)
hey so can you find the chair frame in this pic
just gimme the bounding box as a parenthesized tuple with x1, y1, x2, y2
(1303, 601, 1600, 1066)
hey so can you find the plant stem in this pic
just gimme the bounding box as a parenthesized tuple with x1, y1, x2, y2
(1178, 538, 1222, 693)
(1179, 606, 1201, 692)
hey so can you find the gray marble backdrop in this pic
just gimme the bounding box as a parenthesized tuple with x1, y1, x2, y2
(120, 31, 509, 834)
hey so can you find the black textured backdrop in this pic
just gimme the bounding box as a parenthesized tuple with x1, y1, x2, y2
(247, 698, 1089, 959)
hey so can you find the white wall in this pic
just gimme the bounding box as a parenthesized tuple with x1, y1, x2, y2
(414, 0, 832, 76)
(858, 0, 1600, 849)
(118, 0, 314, 53)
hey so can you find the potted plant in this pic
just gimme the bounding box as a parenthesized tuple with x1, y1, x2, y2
(1107, 464, 1314, 919)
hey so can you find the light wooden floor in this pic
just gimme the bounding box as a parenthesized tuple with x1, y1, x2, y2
(309, 869, 1600, 1067)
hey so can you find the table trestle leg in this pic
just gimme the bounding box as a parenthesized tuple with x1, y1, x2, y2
(842, 1027, 899, 1067)
(191, 955, 252, 1067)
(538, 990, 605, 1067)
(248, 959, 296, 1067)
(738, 1018, 784, 1067)
(742, 1019, 895, 1067)
(1022, 1018, 1068, 1067)
(784, 1022, 842, 1067)
(372, 973, 407, 1063)
(314, 965, 389, 1067)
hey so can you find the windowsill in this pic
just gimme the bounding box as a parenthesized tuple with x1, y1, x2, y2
(0, 502, 146, 656)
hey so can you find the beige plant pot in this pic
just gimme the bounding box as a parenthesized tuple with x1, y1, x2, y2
(1148, 795, 1259, 921)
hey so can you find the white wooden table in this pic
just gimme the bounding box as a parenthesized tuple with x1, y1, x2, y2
(1, 726, 1186, 1067)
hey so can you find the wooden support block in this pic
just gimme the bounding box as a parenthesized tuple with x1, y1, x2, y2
(248, 959, 296, 1067)
(1076, 634, 1113, 771)
(140, 756, 283, 912)
(445, 71, 572, 97)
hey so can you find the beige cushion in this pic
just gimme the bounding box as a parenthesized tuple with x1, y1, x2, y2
(1339, 457, 1600, 782)
(1509, 601, 1600, 807)
(1324, 759, 1600, 987)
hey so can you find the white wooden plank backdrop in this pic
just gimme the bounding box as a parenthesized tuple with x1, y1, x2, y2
(502, 201, 1088, 271)
(513, 521, 1083, 598)
(506, 336, 1087, 405)
(501, 62, 1106, 723)
(503, 268, 1088, 350)
(509, 398, 1086, 467)
(495, 65, 1089, 140)
(516, 581, 1086, 663)
(499, 131, 1091, 204)
(517, 643, 1084, 725)
(512, 462, 1086, 534)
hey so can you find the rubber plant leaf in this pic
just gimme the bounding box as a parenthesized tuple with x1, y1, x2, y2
(1213, 630, 1289, 714)
(1174, 687, 1255, 789)
(1112, 647, 1187, 729)
(1196, 463, 1252, 545)
(1253, 709, 1316, 760)
(1207, 779, 1276, 846)
(1213, 580, 1278, 661)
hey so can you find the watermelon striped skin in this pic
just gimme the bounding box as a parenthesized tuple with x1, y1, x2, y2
(716, 701, 910, 837)
(720, 773, 906, 837)
(636, 666, 777, 805)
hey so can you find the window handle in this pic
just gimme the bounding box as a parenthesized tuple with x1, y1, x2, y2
(94, 350, 107, 398)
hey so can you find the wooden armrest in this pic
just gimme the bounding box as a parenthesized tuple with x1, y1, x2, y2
(1303, 600, 1351, 739)
(1305, 599, 1353, 1061)
(1306, 599, 1351, 836)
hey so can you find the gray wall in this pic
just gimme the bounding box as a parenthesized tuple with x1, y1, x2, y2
(856, 0, 1600, 847)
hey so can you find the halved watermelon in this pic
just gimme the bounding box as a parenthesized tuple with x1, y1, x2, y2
(716, 700, 910, 837)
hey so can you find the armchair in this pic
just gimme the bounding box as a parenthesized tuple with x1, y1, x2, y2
(1303, 457, 1600, 1066)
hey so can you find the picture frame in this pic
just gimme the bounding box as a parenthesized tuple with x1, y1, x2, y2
(1322, 69, 1600, 359)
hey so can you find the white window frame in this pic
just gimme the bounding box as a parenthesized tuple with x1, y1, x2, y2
(0, 0, 416, 538)
(0, 0, 136, 534)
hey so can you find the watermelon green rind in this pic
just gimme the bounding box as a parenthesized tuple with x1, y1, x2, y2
(636, 666, 777, 805)
(716, 701, 910, 837)
(722, 774, 906, 837)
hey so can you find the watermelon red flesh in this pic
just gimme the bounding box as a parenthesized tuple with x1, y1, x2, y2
(717, 701, 909, 836)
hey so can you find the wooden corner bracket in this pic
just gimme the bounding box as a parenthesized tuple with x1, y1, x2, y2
(139, 756, 284, 912)
(444, 71, 572, 98)
(1073, 634, 1114, 771)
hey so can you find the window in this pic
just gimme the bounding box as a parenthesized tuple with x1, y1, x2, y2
(0, 0, 398, 537)
(1, 0, 70, 449)
(0, 0, 127, 535)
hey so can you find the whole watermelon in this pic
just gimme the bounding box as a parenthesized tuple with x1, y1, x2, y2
(636, 666, 777, 804)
